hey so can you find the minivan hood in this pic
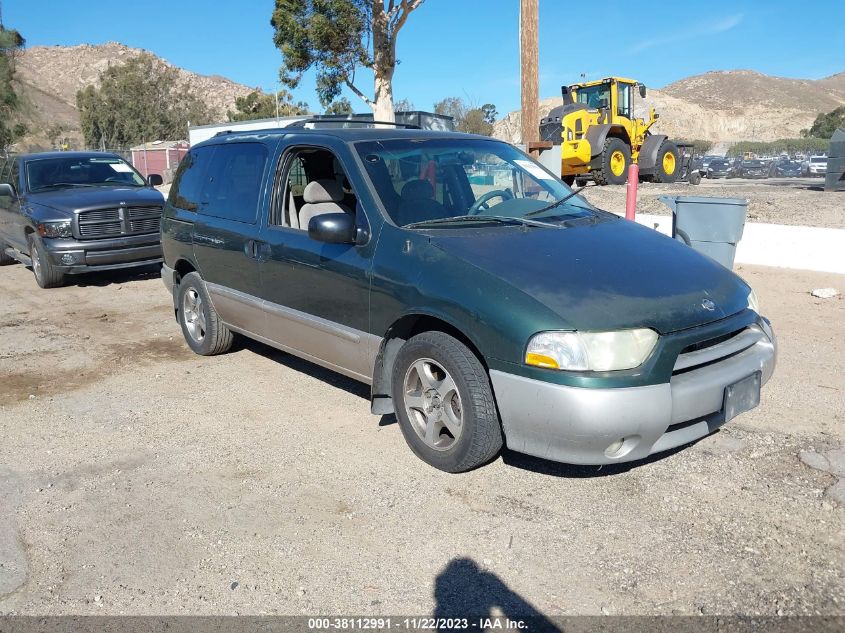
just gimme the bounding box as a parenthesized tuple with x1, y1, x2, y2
(27, 186, 164, 213)
(427, 217, 750, 334)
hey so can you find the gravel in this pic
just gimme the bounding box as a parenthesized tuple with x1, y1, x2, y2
(580, 177, 845, 229)
(0, 260, 843, 616)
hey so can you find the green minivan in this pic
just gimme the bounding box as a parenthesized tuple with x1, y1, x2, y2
(160, 126, 776, 472)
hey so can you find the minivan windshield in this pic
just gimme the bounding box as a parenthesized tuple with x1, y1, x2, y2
(355, 138, 595, 228)
(25, 155, 147, 192)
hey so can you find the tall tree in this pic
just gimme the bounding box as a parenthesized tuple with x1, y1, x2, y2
(325, 97, 353, 115)
(434, 97, 494, 136)
(76, 53, 213, 148)
(0, 22, 26, 151)
(227, 89, 309, 121)
(271, 0, 425, 122)
(480, 104, 498, 125)
(393, 97, 415, 112)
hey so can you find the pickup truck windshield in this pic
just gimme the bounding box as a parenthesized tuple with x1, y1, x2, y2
(25, 156, 146, 192)
(355, 138, 594, 228)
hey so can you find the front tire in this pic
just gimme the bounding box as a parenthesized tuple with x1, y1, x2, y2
(176, 271, 234, 355)
(28, 235, 65, 288)
(592, 137, 630, 186)
(391, 332, 503, 472)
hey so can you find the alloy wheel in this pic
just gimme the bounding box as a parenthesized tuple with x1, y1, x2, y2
(182, 287, 207, 343)
(403, 358, 463, 451)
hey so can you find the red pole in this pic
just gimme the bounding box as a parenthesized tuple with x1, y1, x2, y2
(625, 164, 639, 221)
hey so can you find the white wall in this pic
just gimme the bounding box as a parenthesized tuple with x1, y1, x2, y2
(188, 117, 309, 146)
(634, 213, 845, 275)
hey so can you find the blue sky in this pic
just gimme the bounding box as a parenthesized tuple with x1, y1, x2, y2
(5, 0, 843, 116)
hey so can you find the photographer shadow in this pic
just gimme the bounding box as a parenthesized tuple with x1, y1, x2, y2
(433, 558, 560, 632)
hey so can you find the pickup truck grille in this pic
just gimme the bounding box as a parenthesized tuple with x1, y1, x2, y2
(77, 206, 162, 239)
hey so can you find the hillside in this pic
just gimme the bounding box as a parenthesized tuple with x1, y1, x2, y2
(493, 70, 845, 145)
(12, 42, 256, 150)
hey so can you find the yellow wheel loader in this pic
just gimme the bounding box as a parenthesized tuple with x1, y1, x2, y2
(539, 77, 680, 186)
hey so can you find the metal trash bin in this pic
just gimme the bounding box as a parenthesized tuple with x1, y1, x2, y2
(658, 195, 748, 270)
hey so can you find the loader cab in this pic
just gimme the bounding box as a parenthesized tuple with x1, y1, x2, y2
(572, 78, 640, 121)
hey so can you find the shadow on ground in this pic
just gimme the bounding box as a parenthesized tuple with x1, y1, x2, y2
(433, 558, 560, 631)
(33, 262, 165, 288)
(233, 335, 702, 478)
(235, 337, 370, 400)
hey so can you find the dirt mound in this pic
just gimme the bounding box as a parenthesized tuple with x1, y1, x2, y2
(12, 42, 256, 150)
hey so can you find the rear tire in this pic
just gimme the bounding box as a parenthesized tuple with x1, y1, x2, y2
(652, 140, 680, 183)
(391, 331, 503, 472)
(0, 244, 15, 266)
(561, 175, 575, 186)
(176, 271, 234, 356)
(28, 235, 65, 288)
(592, 137, 630, 186)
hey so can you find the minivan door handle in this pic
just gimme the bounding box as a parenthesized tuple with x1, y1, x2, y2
(244, 239, 269, 261)
(244, 239, 257, 259)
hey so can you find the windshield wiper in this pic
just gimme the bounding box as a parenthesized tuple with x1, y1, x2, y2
(405, 215, 558, 229)
(524, 184, 592, 218)
(33, 182, 98, 191)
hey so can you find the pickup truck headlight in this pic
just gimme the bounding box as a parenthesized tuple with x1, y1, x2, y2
(37, 220, 73, 239)
(747, 289, 760, 314)
(525, 328, 658, 372)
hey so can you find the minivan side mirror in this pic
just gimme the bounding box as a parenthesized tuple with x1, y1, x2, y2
(0, 183, 16, 198)
(148, 174, 164, 187)
(308, 213, 356, 244)
(639, 84, 647, 98)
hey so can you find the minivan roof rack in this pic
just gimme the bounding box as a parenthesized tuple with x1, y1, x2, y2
(286, 118, 421, 129)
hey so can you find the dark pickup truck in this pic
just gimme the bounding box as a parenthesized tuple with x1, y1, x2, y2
(0, 151, 165, 288)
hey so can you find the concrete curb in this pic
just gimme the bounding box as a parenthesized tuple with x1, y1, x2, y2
(632, 214, 845, 275)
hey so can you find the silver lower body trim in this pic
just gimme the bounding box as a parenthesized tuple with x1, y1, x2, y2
(205, 282, 380, 384)
(161, 264, 175, 295)
(490, 327, 777, 465)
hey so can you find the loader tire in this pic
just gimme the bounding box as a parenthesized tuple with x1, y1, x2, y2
(592, 137, 630, 186)
(652, 140, 680, 183)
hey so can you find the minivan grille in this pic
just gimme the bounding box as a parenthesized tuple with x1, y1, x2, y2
(673, 326, 763, 375)
(77, 206, 162, 239)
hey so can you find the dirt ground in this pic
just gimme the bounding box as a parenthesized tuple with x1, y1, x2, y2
(0, 260, 843, 617)
(580, 177, 845, 229)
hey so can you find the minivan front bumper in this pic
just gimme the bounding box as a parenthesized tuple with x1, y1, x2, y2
(490, 321, 777, 465)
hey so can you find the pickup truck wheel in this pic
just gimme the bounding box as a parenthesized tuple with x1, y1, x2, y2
(176, 272, 233, 355)
(28, 235, 65, 288)
(392, 332, 503, 472)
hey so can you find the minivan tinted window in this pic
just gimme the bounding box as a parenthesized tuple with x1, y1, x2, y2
(170, 147, 214, 212)
(201, 142, 268, 224)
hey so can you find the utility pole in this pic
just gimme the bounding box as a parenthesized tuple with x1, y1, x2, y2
(520, 0, 540, 155)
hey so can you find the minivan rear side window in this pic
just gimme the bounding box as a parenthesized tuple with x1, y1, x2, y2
(200, 142, 268, 224)
(170, 147, 214, 212)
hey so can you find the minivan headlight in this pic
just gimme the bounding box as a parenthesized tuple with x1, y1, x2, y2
(525, 329, 658, 372)
(37, 220, 73, 239)
(747, 289, 759, 314)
